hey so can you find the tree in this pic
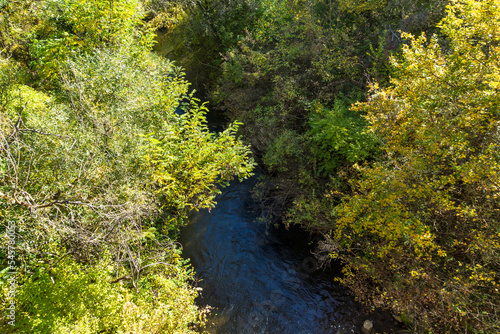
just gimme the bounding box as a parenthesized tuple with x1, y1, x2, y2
(332, 0, 500, 331)
(0, 1, 254, 331)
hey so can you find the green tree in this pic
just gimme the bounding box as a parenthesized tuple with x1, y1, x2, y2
(0, 1, 254, 331)
(5, 256, 201, 333)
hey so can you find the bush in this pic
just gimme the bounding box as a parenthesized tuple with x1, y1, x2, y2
(307, 99, 380, 176)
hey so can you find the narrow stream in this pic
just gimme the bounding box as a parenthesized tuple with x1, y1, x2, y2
(154, 31, 402, 334)
(180, 176, 399, 334)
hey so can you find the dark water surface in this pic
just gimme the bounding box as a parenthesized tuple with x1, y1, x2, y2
(180, 176, 399, 334)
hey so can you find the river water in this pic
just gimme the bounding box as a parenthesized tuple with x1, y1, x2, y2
(180, 175, 400, 334)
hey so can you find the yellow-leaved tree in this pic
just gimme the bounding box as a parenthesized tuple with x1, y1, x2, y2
(333, 0, 500, 331)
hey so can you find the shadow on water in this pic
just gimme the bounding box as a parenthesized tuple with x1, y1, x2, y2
(180, 176, 402, 334)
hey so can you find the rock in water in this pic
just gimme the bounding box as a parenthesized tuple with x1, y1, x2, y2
(362, 320, 373, 334)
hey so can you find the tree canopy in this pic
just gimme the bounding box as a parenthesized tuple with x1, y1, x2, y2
(334, 0, 500, 331)
(0, 1, 253, 332)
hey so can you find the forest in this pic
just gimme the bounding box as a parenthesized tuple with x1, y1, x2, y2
(1, 0, 499, 333)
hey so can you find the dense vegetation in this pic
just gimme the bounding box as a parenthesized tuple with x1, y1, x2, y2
(0, 0, 254, 332)
(162, 0, 500, 332)
(2, 0, 500, 333)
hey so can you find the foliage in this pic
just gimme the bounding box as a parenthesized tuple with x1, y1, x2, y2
(143, 1, 187, 31)
(307, 99, 380, 175)
(210, 0, 407, 220)
(144, 97, 254, 223)
(152, 0, 265, 90)
(262, 129, 305, 174)
(338, 0, 387, 13)
(31, 0, 153, 81)
(0, 0, 254, 332)
(2, 256, 201, 333)
(0, 0, 40, 63)
(331, 0, 500, 331)
(203, 0, 498, 331)
(8, 0, 500, 332)
(145, 0, 500, 332)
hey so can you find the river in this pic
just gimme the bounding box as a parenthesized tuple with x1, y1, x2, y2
(180, 175, 401, 334)
(154, 32, 403, 334)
